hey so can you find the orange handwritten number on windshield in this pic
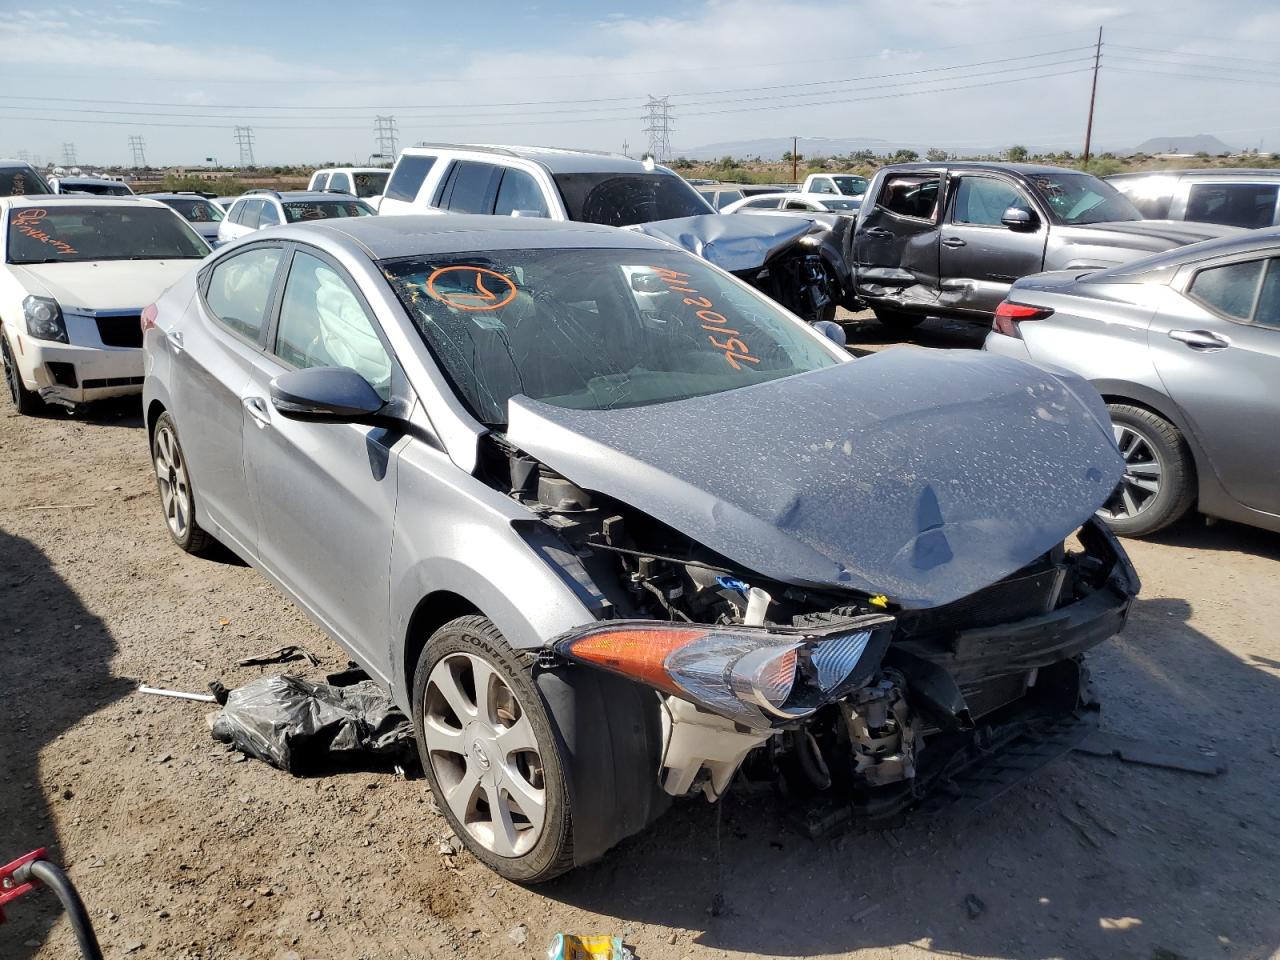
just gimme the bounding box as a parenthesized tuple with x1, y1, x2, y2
(650, 267, 758, 370)
(11, 208, 78, 256)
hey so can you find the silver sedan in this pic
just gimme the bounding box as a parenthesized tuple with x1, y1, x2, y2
(985, 228, 1280, 537)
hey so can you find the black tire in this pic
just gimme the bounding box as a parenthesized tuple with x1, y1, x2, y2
(1098, 404, 1195, 537)
(413, 615, 576, 883)
(2, 332, 44, 415)
(815, 300, 839, 325)
(150, 411, 214, 554)
(873, 307, 925, 331)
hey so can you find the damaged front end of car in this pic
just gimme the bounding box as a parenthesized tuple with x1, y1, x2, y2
(634, 213, 854, 323)
(484, 349, 1139, 827)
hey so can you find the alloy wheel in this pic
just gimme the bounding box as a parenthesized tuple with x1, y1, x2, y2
(1098, 423, 1163, 521)
(422, 652, 546, 858)
(154, 424, 191, 539)
(3, 340, 19, 404)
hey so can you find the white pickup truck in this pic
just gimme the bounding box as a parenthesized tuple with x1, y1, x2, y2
(802, 173, 869, 198)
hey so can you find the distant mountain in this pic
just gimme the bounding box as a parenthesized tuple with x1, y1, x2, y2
(1128, 134, 1234, 156)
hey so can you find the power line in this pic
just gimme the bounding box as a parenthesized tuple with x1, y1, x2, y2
(1107, 44, 1280, 68)
(1104, 53, 1280, 81)
(1104, 64, 1280, 87)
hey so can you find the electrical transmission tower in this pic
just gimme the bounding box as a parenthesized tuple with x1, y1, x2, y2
(62, 143, 77, 167)
(233, 126, 256, 167)
(17, 150, 30, 164)
(373, 116, 399, 161)
(128, 135, 147, 168)
(642, 96, 674, 163)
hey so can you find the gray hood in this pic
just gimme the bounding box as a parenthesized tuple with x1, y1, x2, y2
(1056, 218, 1240, 254)
(506, 349, 1123, 610)
(633, 213, 822, 272)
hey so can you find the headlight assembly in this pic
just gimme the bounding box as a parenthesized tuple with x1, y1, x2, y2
(23, 296, 68, 343)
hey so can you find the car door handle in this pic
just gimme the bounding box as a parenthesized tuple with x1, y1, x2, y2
(865, 227, 894, 239)
(243, 396, 272, 429)
(1169, 329, 1231, 350)
(941, 237, 966, 248)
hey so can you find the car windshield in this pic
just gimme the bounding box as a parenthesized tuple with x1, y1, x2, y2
(553, 173, 714, 227)
(281, 199, 374, 222)
(66, 181, 132, 196)
(821, 197, 861, 210)
(6, 205, 208, 263)
(1027, 172, 1141, 225)
(381, 247, 841, 425)
(352, 171, 389, 198)
(1, 167, 52, 196)
(161, 197, 224, 222)
(832, 176, 868, 196)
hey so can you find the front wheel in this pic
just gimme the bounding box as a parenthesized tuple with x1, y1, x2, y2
(413, 616, 574, 883)
(2, 333, 44, 415)
(151, 412, 213, 553)
(1096, 404, 1195, 537)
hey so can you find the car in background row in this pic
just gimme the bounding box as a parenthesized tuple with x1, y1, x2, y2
(1, 161, 53, 197)
(379, 144, 851, 322)
(723, 192, 862, 215)
(217, 190, 374, 244)
(984, 228, 1280, 537)
(142, 192, 226, 246)
(142, 212, 1137, 883)
(854, 162, 1237, 330)
(0, 196, 209, 414)
(803, 173, 869, 198)
(696, 183, 798, 210)
(306, 167, 391, 201)
(1107, 168, 1280, 230)
(49, 176, 135, 197)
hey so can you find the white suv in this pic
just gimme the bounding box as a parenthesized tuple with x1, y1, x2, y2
(306, 167, 390, 202)
(377, 144, 713, 225)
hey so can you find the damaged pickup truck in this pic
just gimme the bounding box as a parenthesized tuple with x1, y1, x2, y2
(143, 214, 1138, 883)
(376, 143, 853, 323)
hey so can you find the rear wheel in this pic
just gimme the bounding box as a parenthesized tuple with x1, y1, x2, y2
(873, 307, 925, 331)
(1096, 404, 1195, 537)
(414, 616, 574, 883)
(151, 412, 213, 553)
(2, 334, 43, 415)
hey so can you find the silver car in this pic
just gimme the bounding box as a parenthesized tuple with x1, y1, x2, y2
(143, 214, 1137, 882)
(985, 228, 1280, 537)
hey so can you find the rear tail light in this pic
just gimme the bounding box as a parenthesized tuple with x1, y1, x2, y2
(140, 303, 158, 335)
(993, 300, 1053, 338)
(554, 615, 894, 729)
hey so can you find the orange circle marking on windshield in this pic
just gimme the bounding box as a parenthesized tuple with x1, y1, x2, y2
(426, 266, 518, 312)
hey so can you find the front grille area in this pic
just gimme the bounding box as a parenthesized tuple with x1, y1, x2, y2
(95, 315, 143, 348)
(82, 376, 144, 389)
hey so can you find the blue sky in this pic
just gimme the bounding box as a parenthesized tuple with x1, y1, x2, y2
(2, 0, 1278, 166)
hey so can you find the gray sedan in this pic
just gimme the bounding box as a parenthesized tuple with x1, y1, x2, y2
(143, 214, 1137, 881)
(985, 228, 1280, 537)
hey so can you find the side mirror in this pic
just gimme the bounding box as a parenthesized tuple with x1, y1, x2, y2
(812, 320, 847, 347)
(1001, 206, 1039, 230)
(269, 366, 385, 423)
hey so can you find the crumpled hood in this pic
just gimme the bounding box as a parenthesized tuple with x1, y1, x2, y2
(10, 260, 199, 312)
(506, 349, 1123, 609)
(633, 213, 822, 272)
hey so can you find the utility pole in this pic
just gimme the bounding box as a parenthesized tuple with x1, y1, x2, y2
(1082, 26, 1103, 166)
(373, 115, 399, 161)
(62, 143, 77, 167)
(234, 126, 256, 168)
(128, 135, 147, 168)
(642, 96, 673, 163)
(621, 140, 630, 158)
(792, 136, 798, 184)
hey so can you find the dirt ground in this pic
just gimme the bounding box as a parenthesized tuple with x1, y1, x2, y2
(3, 314, 1279, 960)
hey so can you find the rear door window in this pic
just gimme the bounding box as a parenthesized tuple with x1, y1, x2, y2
(493, 168, 549, 217)
(204, 246, 284, 341)
(384, 154, 436, 203)
(328, 172, 352, 194)
(1186, 183, 1279, 229)
(877, 174, 941, 221)
(311, 173, 329, 191)
(256, 201, 281, 227)
(1188, 259, 1265, 320)
(437, 161, 504, 214)
(237, 198, 264, 227)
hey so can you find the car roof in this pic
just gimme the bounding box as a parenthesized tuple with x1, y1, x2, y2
(400, 143, 660, 175)
(880, 161, 1083, 176)
(1106, 168, 1280, 182)
(272, 213, 680, 260)
(1, 194, 166, 209)
(55, 176, 127, 184)
(140, 192, 216, 200)
(237, 191, 365, 202)
(314, 167, 388, 174)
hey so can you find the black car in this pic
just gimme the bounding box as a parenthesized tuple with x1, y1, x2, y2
(853, 162, 1236, 329)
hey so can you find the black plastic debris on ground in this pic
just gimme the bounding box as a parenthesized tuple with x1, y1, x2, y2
(211, 674, 416, 775)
